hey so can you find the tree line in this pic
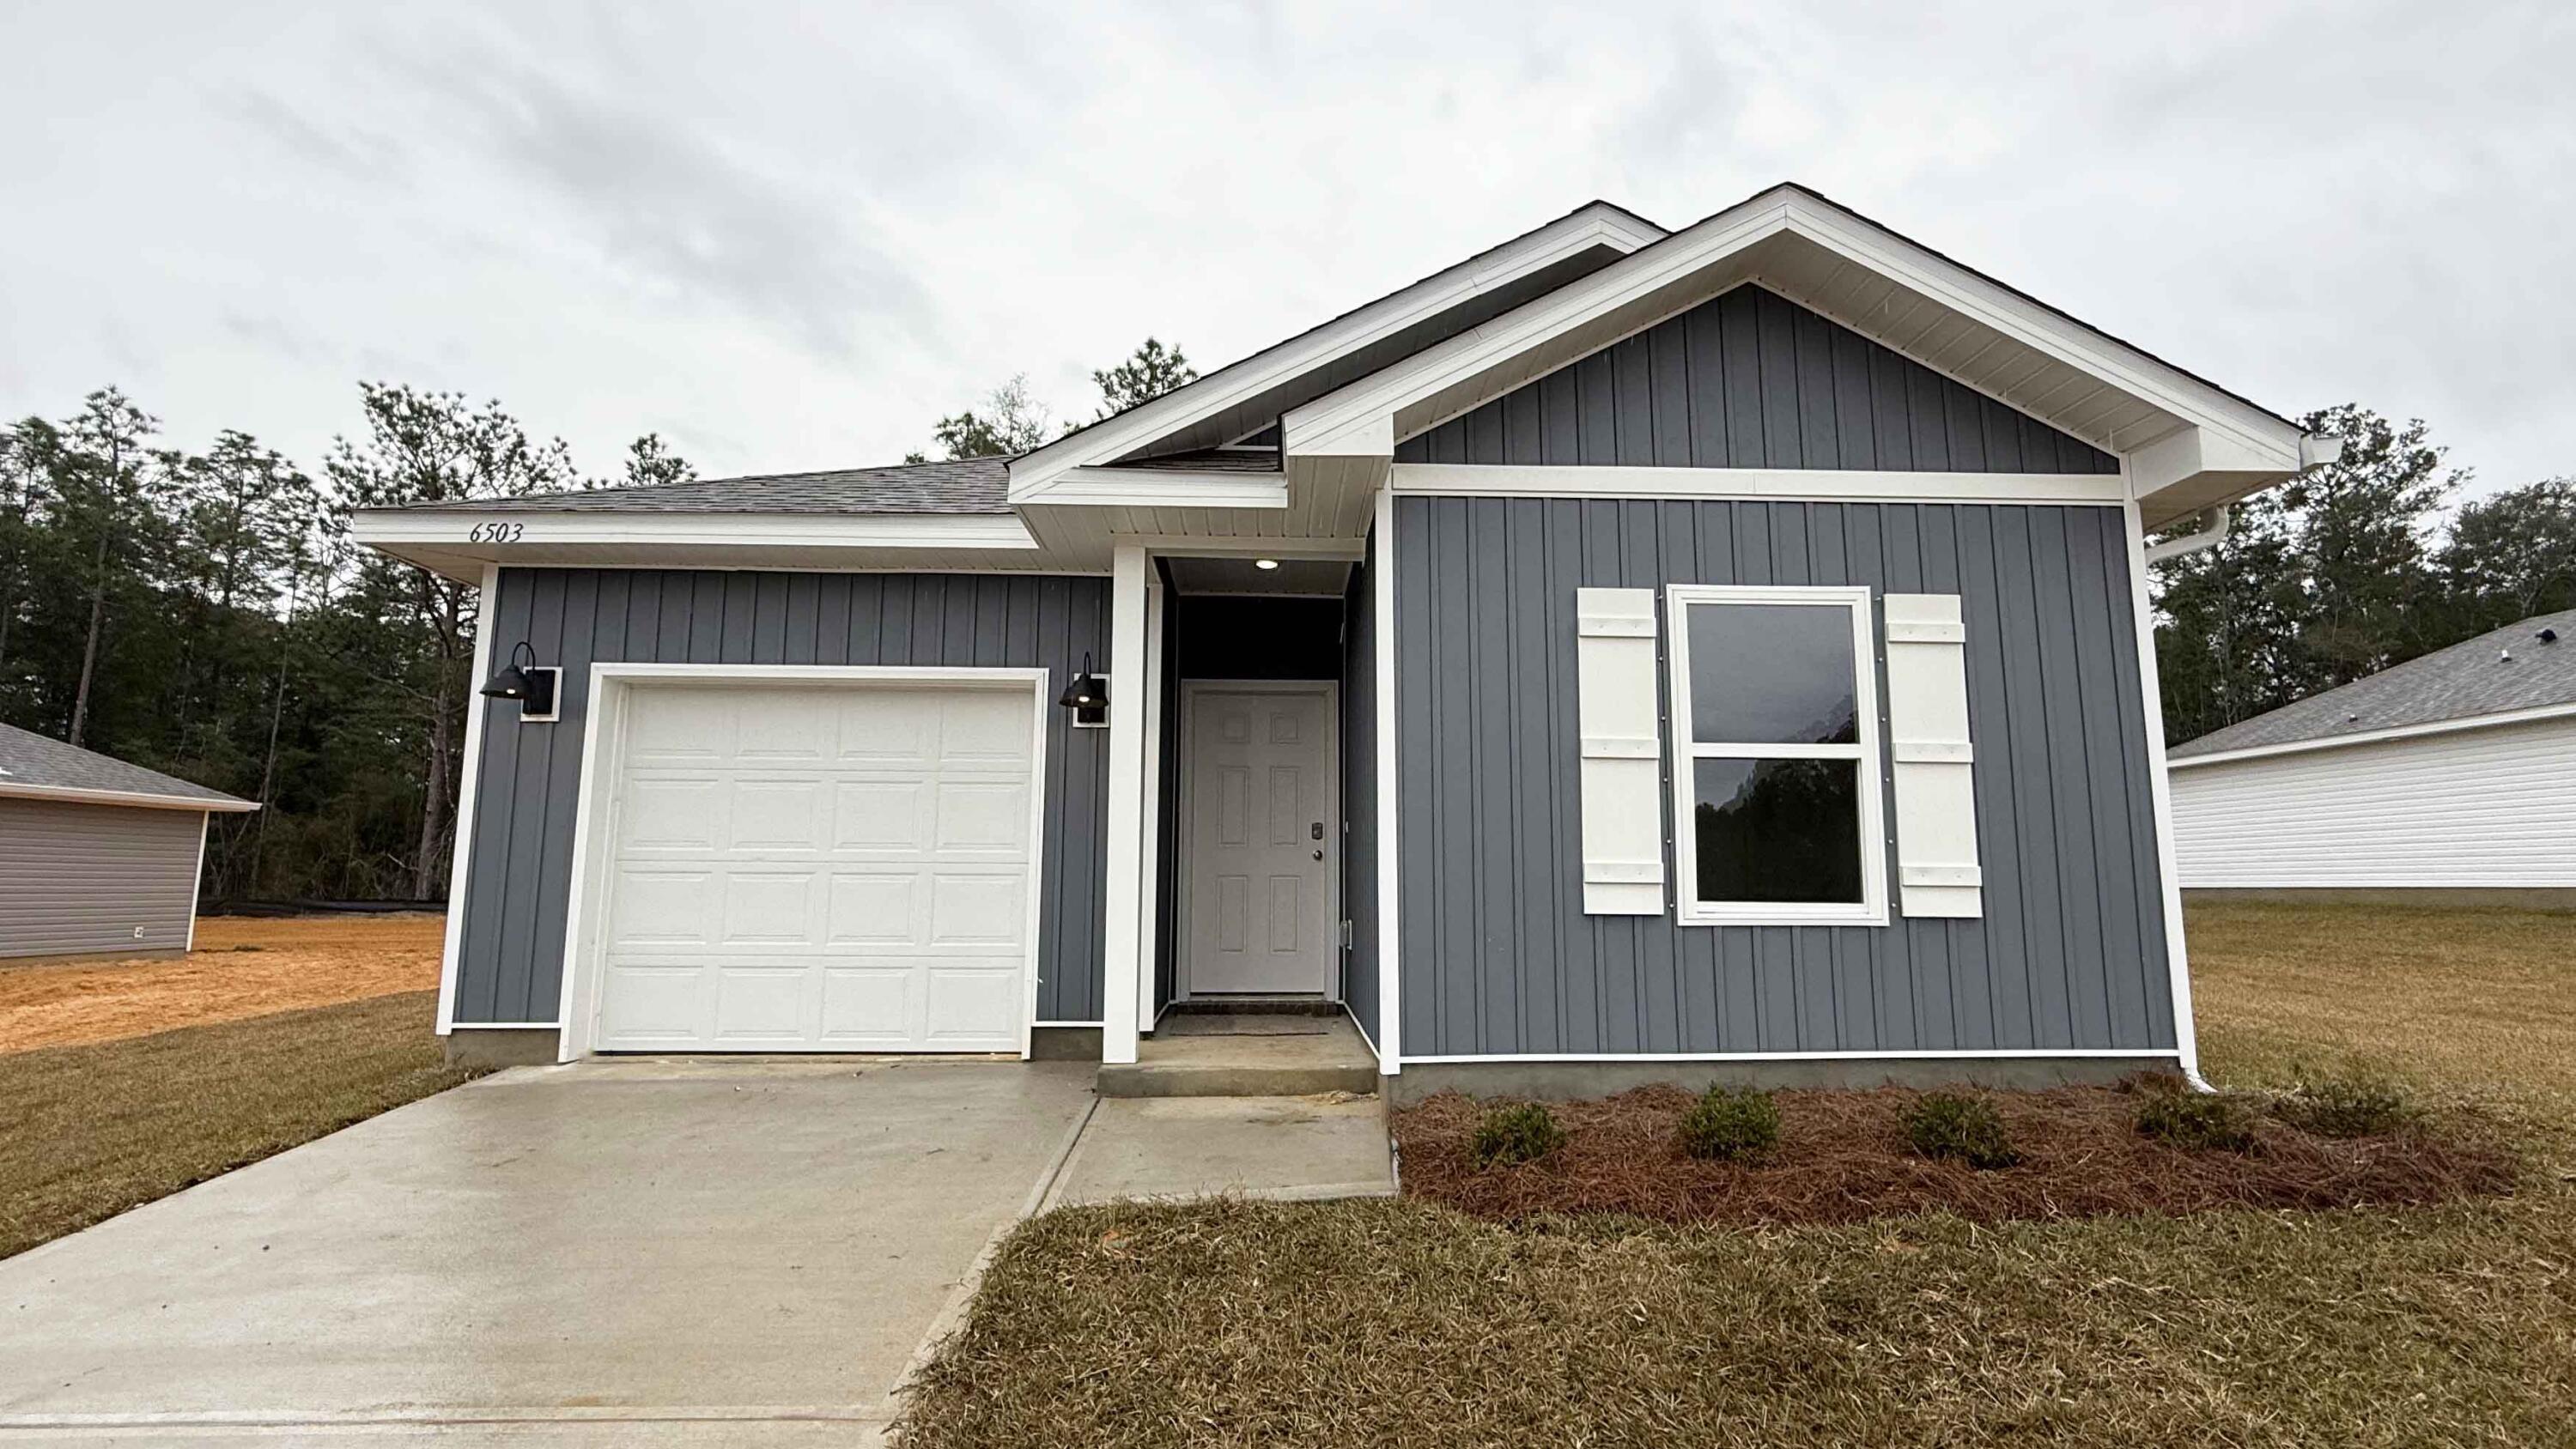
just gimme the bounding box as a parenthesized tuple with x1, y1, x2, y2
(2151, 403, 2576, 743)
(4, 345, 2561, 905)
(0, 343, 1194, 904)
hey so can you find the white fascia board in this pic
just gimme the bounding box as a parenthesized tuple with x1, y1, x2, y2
(1038, 468, 1290, 509)
(1005, 203, 1665, 500)
(2166, 700, 2576, 770)
(1392, 464, 2129, 506)
(0, 780, 258, 813)
(1284, 185, 2306, 480)
(351, 509, 1039, 552)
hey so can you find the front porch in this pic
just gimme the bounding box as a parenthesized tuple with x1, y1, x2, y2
(1101, 1002, 1380, 1098)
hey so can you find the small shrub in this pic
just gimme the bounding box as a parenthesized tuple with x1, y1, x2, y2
(2133, 1084, 2257, 1152)
(2275, 1071, 2414, 1139)
(1903, 1092, 2019, 1169)
(1677, 1086, 1780, 1161)
(1468, 1101, 1566, 1169)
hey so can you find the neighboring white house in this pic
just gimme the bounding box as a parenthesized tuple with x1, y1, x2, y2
(2166, 609, 2576, 901)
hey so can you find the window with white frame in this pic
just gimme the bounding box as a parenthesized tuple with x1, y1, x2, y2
(1664, 585, 1886, 925)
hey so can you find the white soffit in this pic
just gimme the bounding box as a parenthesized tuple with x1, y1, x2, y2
(1282, 185, 2311, 525)
(349, 509, 1047, 583)
(1005, 202, 1666, 503)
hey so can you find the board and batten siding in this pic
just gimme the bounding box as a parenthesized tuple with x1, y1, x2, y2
(1397, 283, 2119, 476)
(1392, 496, 2174, 1058)
(1340, 540, 1381, 1046)
(453, 568, 1111, 1028)
(0, 798, 206, 958)
(2171, 715, 2576, 888)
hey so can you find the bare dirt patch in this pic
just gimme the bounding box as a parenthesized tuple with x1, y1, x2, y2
(1394, 1079, 2515, 1228)
(0, 914, 442, 1054)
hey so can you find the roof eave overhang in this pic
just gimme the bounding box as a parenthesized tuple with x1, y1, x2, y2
(349, 507, 1042, 583)
(0, 780, 258, 813)
(1005, 202, 1667, 506)
(1272, 185, 2316, 530)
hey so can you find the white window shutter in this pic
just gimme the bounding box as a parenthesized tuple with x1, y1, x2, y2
(1884, 594, 1982, 919)
(1575, 587, 1664, 914)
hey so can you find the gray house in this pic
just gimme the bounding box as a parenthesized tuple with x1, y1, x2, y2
(0, 723, 256, 960)
(355, 184, 2334, 1100)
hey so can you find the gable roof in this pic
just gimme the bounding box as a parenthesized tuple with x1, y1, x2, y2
(0, 723, 257, 811)
(2169, 609, 2576, 765)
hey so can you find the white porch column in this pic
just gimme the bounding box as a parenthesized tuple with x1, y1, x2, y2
(1101, 543, 1151, 1064)
(1134, 565, 1166, 1036)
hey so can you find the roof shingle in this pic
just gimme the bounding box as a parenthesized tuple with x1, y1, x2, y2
(2168, 608, 2576, 759)
(0, 723, 254, 808)
(452, 458, 1013, 516)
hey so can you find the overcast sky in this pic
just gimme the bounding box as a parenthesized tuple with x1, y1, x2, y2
(4, 2, 2568, 498)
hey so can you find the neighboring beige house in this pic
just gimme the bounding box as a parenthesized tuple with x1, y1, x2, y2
(2166, 609, 2576, 906)
(0, 723, 257, 960)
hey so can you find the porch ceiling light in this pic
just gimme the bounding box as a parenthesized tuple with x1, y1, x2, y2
(480, 640, 558, 717)
(1059, 652, 1108, 715)
(1254, 558, 1280, 570)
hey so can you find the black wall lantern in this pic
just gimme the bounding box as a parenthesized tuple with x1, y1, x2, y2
(480, 640, 561, 723)
(1057, 652, 1108, 727)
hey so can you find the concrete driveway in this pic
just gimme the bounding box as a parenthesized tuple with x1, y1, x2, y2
(0, 1058, 1098, 1446)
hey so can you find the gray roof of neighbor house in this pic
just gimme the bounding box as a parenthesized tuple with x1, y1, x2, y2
(0, 722, 258, 809)
(465, 458, 1015, 515)
(2168, 608, 2576, 761)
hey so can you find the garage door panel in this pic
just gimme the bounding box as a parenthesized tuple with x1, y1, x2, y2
(720, 871, 818, 945)
(934, 782, 1033, 853)
(606, 870, 721, 947)
(622, 779, 723, 852)
(831, 779, 932, 852)
(930, 874, 1025, 946)
(922, 964, 1024, 1047)
(727, 779, 828, 852)
(826, 873, 922, 946)
(818, 967, 916, 1044)
(598, 962, 709, 1042)
(591, 680, 1035, 1055)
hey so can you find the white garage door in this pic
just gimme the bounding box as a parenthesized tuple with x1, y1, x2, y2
(591, 679, 1036, 1052)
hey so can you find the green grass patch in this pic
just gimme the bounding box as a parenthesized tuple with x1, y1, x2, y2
(0, 990, 477, 1259)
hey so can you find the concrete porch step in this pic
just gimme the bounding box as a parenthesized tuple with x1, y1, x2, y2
(1097, 1013, 1381, 1099)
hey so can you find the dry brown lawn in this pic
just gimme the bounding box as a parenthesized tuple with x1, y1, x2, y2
(897, 903, 2576, 1449)
(0, 913, 441, 1053)
(0, 990, 476, 1260)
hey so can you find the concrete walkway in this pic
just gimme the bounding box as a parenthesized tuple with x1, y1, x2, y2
(0, 1057, 1394, 1446)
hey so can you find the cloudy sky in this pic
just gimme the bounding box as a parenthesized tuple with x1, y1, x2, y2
(3, 1, 2568, 496)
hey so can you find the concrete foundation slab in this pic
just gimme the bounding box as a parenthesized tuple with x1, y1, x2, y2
(1100, 1013, 1379, 1097)
(1046, 1094, 1394, 1208)
(1387, 1054, 2178, 1106)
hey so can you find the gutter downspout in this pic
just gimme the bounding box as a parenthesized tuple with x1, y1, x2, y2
(2142, 505, 2231, 566)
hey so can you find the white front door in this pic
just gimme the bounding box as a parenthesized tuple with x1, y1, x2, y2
(591, 679, 1036, 1052)
(1182, 685, 1334, 996)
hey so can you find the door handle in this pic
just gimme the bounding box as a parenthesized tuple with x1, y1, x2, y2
(1312, 849, 1323, 861)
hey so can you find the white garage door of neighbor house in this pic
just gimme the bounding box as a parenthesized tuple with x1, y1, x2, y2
(592, 681, 1036, 1053)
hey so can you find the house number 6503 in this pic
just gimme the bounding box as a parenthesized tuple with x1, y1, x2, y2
(466, 521, 526, 543)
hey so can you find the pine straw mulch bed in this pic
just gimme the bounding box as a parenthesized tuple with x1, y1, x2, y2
(1393, 1077, 2519, 1228)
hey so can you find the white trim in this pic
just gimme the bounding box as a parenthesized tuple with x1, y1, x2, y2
(1663, 584, 1888, 927)
(2123, 499, 2202, 1082)
(351, 509, 1039, 553)
(184, 809, 210, 953)
(1400, 1047, 2184, 1064)
(1391, 464, 2129, 506)
(1173, 679, 1340, 1000)
(1371, 486, 1401, 1076)
(1108, 534, 1366, 561)
(2165, 700, 2576, 770)
(549, 663, 1052, 1063)
(1134, 570, 1167, 1037)
(435, 564, 501, 1035)
(1285, 185, 2303, 490)
(0, 780, 257, 813)
(1100, 546, 1150, 1064)
(1006, 203, 1667, 500)
(1031, 1020, 1105, 1028)
(1043, 468, 1288, 510)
